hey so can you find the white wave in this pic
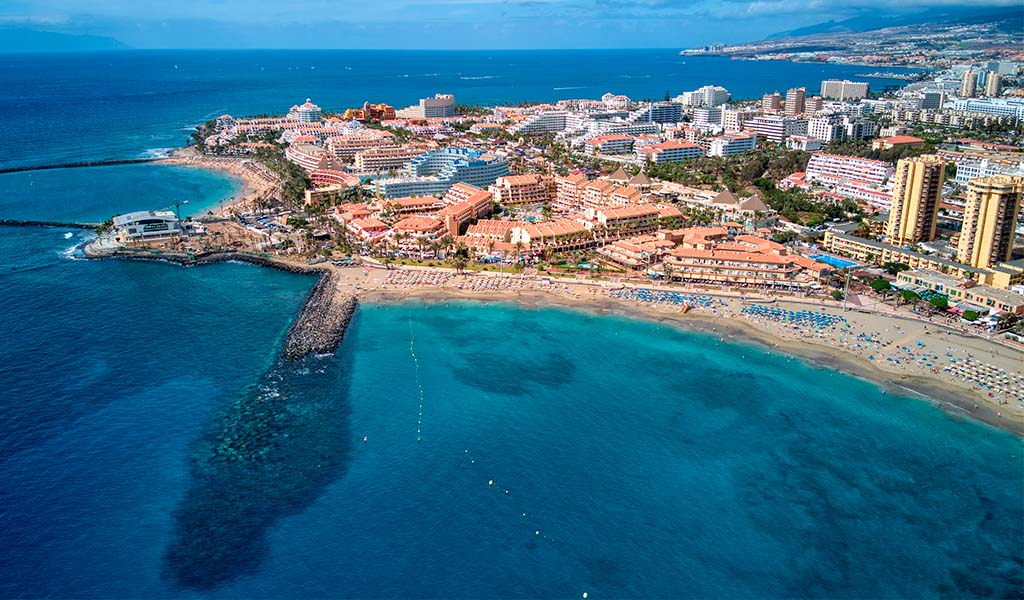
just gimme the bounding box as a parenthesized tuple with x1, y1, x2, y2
(142, 147, 175, 158)
(64, 232, 74, 239)
(459, 75, 499, 80)
(553, 86, 592, 91)
(59, 240, 89, 261)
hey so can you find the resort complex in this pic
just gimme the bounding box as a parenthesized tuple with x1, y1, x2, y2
(83, 61, 1024, 437)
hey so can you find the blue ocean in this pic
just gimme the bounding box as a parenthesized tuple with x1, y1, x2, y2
(0, 50, 1021, 599)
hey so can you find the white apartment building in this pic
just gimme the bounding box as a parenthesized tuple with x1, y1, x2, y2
(722, 108, 762, 133)
(675, 85, 730, 107)
(396, 93, 457, 118)
(636, 140, 705, 165)
(692, 107, 723, 127)
(805, 153, 894, 187)
(746, 116, 807, 143)
(511, 111, 568, 134)
(708, 133, 757, 157)
(820, 80, 869, 101)
(953, 158, 1024, 184)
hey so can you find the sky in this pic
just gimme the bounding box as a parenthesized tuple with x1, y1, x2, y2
(1, 0, 1021, 49)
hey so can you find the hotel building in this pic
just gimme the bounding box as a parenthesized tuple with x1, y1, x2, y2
(353, 145, 424, 172)
(820, 80, 869, 101)
(956, 175, 1024, 269)
(326, 131, 396, 161)
(708, 133, 758, 157)
(396, 94, 457, 119)
(586, 134, 635, 155)
(437, 186, 493, 236)
(285, 144, 341, 172)
(784, 88, 806, 116)
(886, 155, 947, 246)
(805, 153, 894, 187)
(554, 173, 589, 212)
(635, 140, 704, 165)
(897, 270, 1024, 316)
(510, 219, 594, 253)
(762, 92, 783, 112)
(722, 108, 763, 133)
(960, 71, 978, 98)
(375, 148, 508, 198)
(598, 227, 828, 288)
(489, 175, 555, 206)
(746, 116, 807, 143)
(287, 98, 323, 122)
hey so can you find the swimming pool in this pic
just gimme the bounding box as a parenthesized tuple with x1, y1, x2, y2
(809, 253, 859, 269)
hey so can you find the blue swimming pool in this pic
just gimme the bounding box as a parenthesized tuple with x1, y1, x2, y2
(809, 253, 859, 269)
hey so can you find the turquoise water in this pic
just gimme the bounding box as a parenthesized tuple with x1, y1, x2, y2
(2, 281, 1021, 597)
(0, 164, 241, 222)
(809, 253, 860, 270)
(0, 49, 1020, 598)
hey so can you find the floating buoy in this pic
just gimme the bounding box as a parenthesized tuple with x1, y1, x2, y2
(535, 530, 540, 536)
(583, 594, 588, 599)
(505, 489, 510, 495)
(363, 436, 368, 443)
(488, 480, 494, 486)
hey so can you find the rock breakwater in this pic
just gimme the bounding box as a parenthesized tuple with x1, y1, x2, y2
(282, 271, 358, 361)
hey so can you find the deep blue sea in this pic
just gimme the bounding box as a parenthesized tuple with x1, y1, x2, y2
(0, 50, 921, 168)
(0, 50, 1021, 599)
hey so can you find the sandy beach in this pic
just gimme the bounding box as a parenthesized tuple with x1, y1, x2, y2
(160, 148, 279, 215)
(329, 264, 1024, 435)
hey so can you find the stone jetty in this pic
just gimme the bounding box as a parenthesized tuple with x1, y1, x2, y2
(282, 270, 358, 360)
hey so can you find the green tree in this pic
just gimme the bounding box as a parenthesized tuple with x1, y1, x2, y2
(882, 261, 911, 276)
(898, 289, 920, 307)
(870, 279, 891, 293)
(962, 310, 980, 321)
(928, 296, 949, 312)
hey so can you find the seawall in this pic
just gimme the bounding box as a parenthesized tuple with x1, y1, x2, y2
(0, 158, 160, 175)
(0, 219, 100, 229)
(87, 248, 359, 361)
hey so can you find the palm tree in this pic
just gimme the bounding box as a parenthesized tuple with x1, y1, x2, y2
(393, 231, 407, 256)
(429, 240, 442, 260)
(416, 236, 429, 259)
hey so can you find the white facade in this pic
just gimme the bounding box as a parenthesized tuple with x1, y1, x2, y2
(692, 107, 723, 127)
(954, 159, 1024, 184)
(950, 98, 1024, 119)
(675, 85, 730, 107)
(746, 116, 807, 143)
(820, 80, 869, 100)
(708, 133, 757, 157)
(806, 153, 894, 187)
(113, 210, 183, 241)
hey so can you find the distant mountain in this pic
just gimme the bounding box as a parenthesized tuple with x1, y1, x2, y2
(0, 27, 129, 53)
(768, 6, 1023, 39)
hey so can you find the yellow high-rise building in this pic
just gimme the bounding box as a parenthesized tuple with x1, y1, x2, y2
(957, 175, 1024, 269)
(886, 155, 947, 247)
